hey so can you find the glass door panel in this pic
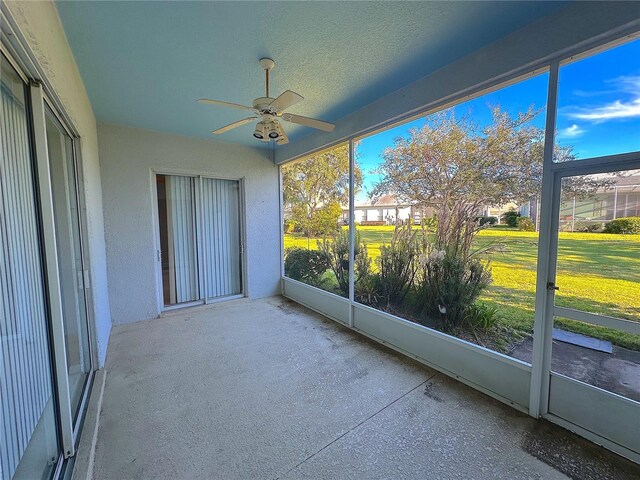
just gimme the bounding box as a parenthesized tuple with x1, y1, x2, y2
(156, 175, 200, 306)
(202, 178, 242, 299)
(45, 109, 92, 422)
(1, 53, 60, 480)
(551, 169, 640, 401)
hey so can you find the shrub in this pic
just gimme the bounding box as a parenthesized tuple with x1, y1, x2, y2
(283, 220, 294, 234)
(360, 220, 386, 226)
(517, 217, 535, 232)
(378, 223, 419, 307)
(502, 209, 521, 227)
(603, 217, 640, 234)
(417, 249, 492, 331)
(573, 221, 604, 233)
(416, 204, 493, 331)
(476, 216, 498, 226)
(463, 303, 500, 330)
(354, 272, 381, 306)
(284, 248, 330, 286)
(318, 229, 371, 296)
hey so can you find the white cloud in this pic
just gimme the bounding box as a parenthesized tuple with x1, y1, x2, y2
(569, 98, 640, 121)
(558, 124, 585, 138)
(566, 75, 640, 122)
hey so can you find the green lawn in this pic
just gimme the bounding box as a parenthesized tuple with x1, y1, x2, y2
(285, 226, 640, 350)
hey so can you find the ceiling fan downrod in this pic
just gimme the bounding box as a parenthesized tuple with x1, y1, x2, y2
(260, 58, 275, 98)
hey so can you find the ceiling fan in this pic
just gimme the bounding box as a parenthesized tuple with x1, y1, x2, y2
(198, 58, 335, 145)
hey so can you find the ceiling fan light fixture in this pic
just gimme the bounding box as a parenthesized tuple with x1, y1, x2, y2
(268, 122, 279, 139)
(253, 121, 266, 139)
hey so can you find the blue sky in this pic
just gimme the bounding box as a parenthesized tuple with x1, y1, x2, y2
(355, 39, 640, 201)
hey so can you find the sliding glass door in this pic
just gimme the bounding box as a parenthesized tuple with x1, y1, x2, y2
(202, 178, 242, 299)
(156, 174, 200, 306)
(44, 109, 92, 422)
(155, 174, 242, 309)
(1, 52, 60, 480)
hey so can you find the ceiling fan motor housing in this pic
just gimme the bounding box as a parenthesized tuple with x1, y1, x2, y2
(253, 97, 277, 114)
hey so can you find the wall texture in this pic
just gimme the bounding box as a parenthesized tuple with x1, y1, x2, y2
(97, 123, 280, 325)
(5, 1, 112, 365)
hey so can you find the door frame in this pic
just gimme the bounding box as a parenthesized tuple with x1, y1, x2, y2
(150, 167, 247, 314)
(530, 144, 640, 460)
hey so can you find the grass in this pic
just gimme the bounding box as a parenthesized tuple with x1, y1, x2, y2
(284, 225, 640, 351)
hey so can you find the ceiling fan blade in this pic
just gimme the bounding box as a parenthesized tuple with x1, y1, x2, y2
(281, 113, 335, 132)
(212, 117, 258, 134)
(269, 90, 304, 111)
(198, 98, 255, 112)
(275, 121, 289, 145)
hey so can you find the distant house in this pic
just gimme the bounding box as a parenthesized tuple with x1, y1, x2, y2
(340, 194, 434, 225)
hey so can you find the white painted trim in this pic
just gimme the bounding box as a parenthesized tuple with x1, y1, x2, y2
(348, 139, 355, 328)
(150, 169, 164, 313)
(282, 277, 350, 326)
(544, 413, 640, 465)
(529, 61, 560, 419)
(237, 177, 249, 299)
(43, 94, 98, 437)
(554, 307, 640, 336)
(547, 373, 640, 459)
(278, 164, 285, 286)
(30, 83, 75, 457)
(160, 300, 205, 313)
(352, 299, 531, 371)
(551, 151, 640, 174)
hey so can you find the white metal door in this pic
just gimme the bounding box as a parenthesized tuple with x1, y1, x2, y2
(543, 161, 640, 462)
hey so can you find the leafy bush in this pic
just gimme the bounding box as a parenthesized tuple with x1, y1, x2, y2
(318, 229, 371, 296)
(284, 248, 330, 286)
(283, 220, 294, 234)
(354, 272, 381, 306)
(417, 249, 492, 331)
(378, 223, 419, 307)
(573, 221, 604, 233)
(463, 303, 500, 330)
(476, 216, 498, 226)
(416, 204, 493, 331)
(502, 209, 521, 227)
(603, 217, 640, 234)
(517, 217, 535, 232)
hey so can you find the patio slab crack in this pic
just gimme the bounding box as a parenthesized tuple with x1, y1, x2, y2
(275, 372, 440, 479)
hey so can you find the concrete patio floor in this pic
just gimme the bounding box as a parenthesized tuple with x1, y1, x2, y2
(76, 297, 640, 479)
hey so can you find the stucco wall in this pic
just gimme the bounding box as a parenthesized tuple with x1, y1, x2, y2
(5, 0, 112, 365)
(97, 123, 280, 325)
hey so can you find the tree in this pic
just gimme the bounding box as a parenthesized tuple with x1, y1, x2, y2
(370, 107, 616, 226)
(282, 143, 362, 237)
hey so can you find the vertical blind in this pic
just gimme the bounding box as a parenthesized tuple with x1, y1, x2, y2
(168, 176, 199, 303)
(202, 178, 241, 298)
(0, 72, 55, 479)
